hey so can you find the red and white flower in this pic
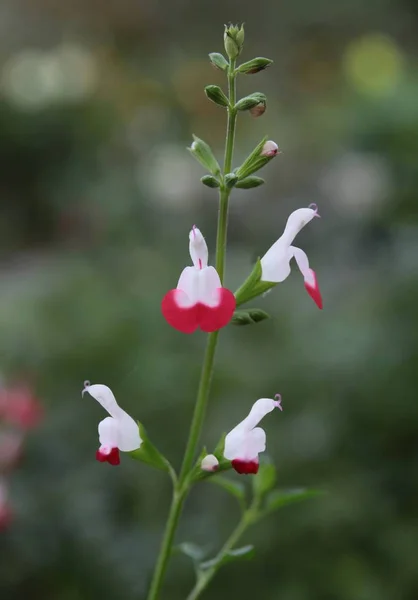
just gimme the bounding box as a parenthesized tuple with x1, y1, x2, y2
(161, 226, 236, 333)
(224, 396, 282, 475)
(260, 205, 323, 309)
(83, 382, 141, 466)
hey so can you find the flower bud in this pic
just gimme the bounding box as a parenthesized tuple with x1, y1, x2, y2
(250, 101, 266, 118)
(231, 308, 271, 325)
(204, 85, 229, 108)
(235, 92, 266, 112)
(224, 173, 238, 188)
(235, 176, 265, 189)
(224, 24, 245, 59)
(188, 135, 221, 176)
(261, 140, 279, 157)
(201, 454, 219, 472)
(237, 57, 273, 75)
(209, 52, 229, 72)
(201, 175, 220, 188)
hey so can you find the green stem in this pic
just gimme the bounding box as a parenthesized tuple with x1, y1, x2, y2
(146, 60, 238, 600)
(186, 510, 254, 600)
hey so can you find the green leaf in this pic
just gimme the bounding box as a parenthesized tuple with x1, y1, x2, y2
(209, 475, 246, 505)
(231, 308, 270, 325)
(205, 85, 229, 107)
(235, 92, 267, 112)
(252, 463, 277, 498)
(177, 542, 207, 564)
(188, 134, 221, 175)
(235, 176, 265, 189)
(201, 175, 220, 188)
(200, 545, 255, 571)
(129, 422, 170, 472)
(266, 488, 323, 513)
(238, 57, 273, 74)
(209, 52, 229, 72)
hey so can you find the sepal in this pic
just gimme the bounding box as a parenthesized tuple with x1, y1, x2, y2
(188, 135, 221, 176)
(224, 24, 245, 59)
(237, 57, 273, 74)
(231, 308, 270, 325)
(234, 259, 277, 307)
(205, 85, 229, 107)
(235, 176, 265, 189)
(129, 422, 171, 473)
(224, 173, 238, 188)
(209, 52, 229, 72)
(235, 136, 279, 180)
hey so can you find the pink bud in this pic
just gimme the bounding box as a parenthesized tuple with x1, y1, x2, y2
(200, 454, 219, 472)
(250, 102, 266, 118)
(261, 141, 279, 157)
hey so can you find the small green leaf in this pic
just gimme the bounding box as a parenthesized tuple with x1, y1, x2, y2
(235, 92, 267, 112)
(201, 175, 220, 188)
(188, 134, 221, 175)
(252, 463, 276, 498)
(231, 308, 270, 325)
(235, 176, 265, 189)
(209, 52, 229, 72)
(266, 488, 323, 513)
(200, 545, 255, 571)
(129, 422, 170, 472)
(238, 57, 273, 74)
(209, 475, 246, 505)
(205, 85, 229, 107)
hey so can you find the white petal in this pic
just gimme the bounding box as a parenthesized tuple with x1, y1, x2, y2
(237, 398, 278, 431)
(98, 416, 119, 447)
(201, 454, 219, 471)
(281, 208, 316, 246)
(177, 266, 199, 305)
(189, 226, 208, 269)
(290, 246, 315, 286)
(261, 241, 292, 283)
(84, 384, 123, 419)
(197, 266, 221, 306)
(117, 413, 142, 452)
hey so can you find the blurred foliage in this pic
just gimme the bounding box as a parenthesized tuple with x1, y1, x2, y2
(0, 0, 418, 599)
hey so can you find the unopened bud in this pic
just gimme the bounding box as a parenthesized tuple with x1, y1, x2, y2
(261, 140, 279, 157)
(224, 23, 245, 60)
(238, 57, 273, 75)
(204, 85, 229, 108)
(201, 175, 220, 188)
(235, 176, 265, 189)
(250, 101, 266, 118)
(188, 135, 221, 176)
(235, 93, 266, 112)
(209, 52, 229, 72)
(201, 454, 219, 472)
(224, 173, 238, 188)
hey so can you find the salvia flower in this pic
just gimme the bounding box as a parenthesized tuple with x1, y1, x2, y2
(83, 382, 141, 466)
(161, 226, 236, 333)
(261, 140, 279, 157)
(200, 454, 219, 472)
(260, 205, 323, 309)
(224, 396, 282, 475)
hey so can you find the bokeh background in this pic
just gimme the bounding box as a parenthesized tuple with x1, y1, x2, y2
(1, 0, 417, 599)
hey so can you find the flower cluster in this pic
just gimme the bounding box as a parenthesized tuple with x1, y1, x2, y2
(0, 378, 42, 530)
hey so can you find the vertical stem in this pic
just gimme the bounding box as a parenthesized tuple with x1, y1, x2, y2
(146, 59, 238, 600)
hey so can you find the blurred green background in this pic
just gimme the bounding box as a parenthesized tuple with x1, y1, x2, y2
(1, 0, 417, 598)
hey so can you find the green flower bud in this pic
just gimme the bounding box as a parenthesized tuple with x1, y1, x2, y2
(201, 175, 220, 188)
(188, 134, 221, 176)
(231, 308, 271, 325)
(235, 92, 267, 112)
(204, 85, 229, 107)
(235, 176, 265, 189)
(235, 137, 280, 180)
(224, 173, 238, 188)
(238, 57, 273, 74)
(209, 52, 229, 72)
(224, 23, 245, 59)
